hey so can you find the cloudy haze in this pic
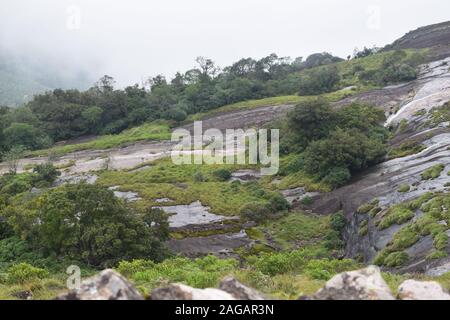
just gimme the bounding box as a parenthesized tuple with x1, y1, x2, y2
(1, 0, 449, 87)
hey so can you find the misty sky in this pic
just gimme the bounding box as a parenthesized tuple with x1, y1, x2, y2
(1, 0, 449, 87)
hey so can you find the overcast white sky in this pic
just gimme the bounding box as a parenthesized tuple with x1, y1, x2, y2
(1, 0, 449, 87)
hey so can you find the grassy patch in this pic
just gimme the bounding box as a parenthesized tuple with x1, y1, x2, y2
(255, 213, 332, 250)
(421, 164, 445, 180)
(378, 205, 415, 230)
(186, 86, 371, 122)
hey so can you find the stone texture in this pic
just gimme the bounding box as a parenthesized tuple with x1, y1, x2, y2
(57, 269, 144, 300)
(151, 283, 236, 300)
(313, 265, 395, 300)
(397, 280, 450, 300)
(219, 277, 265, 300)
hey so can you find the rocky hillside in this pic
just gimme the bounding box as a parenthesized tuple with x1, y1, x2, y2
(386, 21, 450, 51)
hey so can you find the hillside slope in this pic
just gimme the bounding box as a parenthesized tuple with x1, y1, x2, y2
(386, 20, 450, 50)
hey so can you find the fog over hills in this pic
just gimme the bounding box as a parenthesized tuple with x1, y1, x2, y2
(1, 0, 450, 107)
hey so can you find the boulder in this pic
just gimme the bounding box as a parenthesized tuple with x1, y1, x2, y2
(57, 269, 144, 300)
(151, 283, 235, 300)
(313, 265, 395, 300)
(397, 280, 450, 300)
(219, 277, 266, 300)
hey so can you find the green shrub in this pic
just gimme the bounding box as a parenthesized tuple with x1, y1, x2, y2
(383, 252, 409, 268)
(378, 206, 415, 230)
(304, 259, 359, 280)
(6, 263, 49, 284)
(266, 192, 290, 212)
(301, 196, 313, 206)
(117, 259, 156, 277)
(321, 167, 351, 189)
(426, 250, 447, 261)
(433, 232, 448, 251)
(239, 202, 271, 223)
(32, 163, 61, 187)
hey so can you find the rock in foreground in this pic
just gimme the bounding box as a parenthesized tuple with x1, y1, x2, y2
(57, 269, 144, 300)
(313, 266, 395, 300)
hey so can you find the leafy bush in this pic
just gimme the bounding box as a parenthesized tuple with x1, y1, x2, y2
(6, 263, 49, 284)
(32, 163, 61, 187)
(398, 184, 410, 193)
(304, 128, 386, 187)
(266, 192, 290, 212)
(378, 206, 415, 230)
(298, 66, 341, 95)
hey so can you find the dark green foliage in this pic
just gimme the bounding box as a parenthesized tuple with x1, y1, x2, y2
(212, 169, 232, 181)
(240, 202, 271, 223)
(303, 128, 386, 187)
(421, 164, 445, 180)
(32, 163, 61, 187)
(5, 262, 49, 284)
(287, 99, 336, 150)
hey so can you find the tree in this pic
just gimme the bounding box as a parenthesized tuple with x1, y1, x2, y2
(4, 183, 170, 267)
(298, 65, 341, 95)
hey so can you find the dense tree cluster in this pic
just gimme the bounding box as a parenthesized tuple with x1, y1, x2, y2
(0, 177, 169, 267)
(0, 52, 345, 156)
(281, 100, 389, 188)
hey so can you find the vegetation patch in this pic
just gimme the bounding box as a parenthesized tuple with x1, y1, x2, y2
(388, 141, 426, 159)
(374, 193, 450, 267)
(421, 164, 445, 180)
